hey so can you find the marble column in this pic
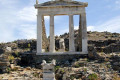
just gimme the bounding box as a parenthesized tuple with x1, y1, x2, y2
(37, 14, 42, 55)
(69, 15, 75, 52)
(78, 14, 82, 51)
(81, 13, 88, 54)
(49, 15, 55, 52)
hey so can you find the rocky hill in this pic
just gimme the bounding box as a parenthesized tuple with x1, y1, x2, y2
(0, 31, 120, 54)
(56, 31, 120, 53)
(0, 31, 120, 80)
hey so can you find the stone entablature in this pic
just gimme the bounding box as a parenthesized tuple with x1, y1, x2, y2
(35, 1, 88, 8)
(35, 0, 88, 55)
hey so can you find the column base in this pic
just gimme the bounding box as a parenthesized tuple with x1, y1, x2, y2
(36, 52, 88, 55)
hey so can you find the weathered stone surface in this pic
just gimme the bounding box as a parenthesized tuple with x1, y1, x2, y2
(42, 16, 48, 50)
(42, 60, 56, 80)
(0, 67, 43, 80)
(35, 0, 88, 54)
(103, 43, 120, 53)
(88, 46, 100, 59)
(0, 48, 4, 54)
(0, 54, 9, 73)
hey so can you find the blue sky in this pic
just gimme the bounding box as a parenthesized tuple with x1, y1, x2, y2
(0, 0, 120, 42)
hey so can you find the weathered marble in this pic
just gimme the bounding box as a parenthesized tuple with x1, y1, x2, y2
(35, 0, 88, 54)
(69, 15, 75, 52)
(41, 60, 56, 80)
(50, 15, 55, 53)
(81, 13, 88, 54)
(37, 15, 42, 55)
(59, 38, 65, 52)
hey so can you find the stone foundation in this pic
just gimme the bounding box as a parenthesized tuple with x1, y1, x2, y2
(20, 53, 88, 67)
(36, 54, 88, 62)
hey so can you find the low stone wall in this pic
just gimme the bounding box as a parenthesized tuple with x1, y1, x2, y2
(33, 54, 88, 63)
(20, 53, 88, 67)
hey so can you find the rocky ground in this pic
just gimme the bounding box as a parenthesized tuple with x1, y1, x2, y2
(0, 31, 120, 80)
(55, 53, 120, 80)
(0, 67, 42, 80)
(0, 52, 120, 80)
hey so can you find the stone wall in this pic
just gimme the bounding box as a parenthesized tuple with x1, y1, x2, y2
(20, 53, 88, 67)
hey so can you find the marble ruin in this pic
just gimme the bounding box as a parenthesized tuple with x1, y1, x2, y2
(41, 60, 56, 80)
(35, 0, 88, 55)
(59, 38, 65, 52)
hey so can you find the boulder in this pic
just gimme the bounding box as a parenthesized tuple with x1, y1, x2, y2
(88, 46, 99, 59)
(0, 54, 10, 73)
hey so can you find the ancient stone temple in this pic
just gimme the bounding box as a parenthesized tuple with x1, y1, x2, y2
(35, 0, 88, 55)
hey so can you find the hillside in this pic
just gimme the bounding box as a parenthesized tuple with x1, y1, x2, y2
(0, 31, 120, 80)
(0, 31, 120, 54)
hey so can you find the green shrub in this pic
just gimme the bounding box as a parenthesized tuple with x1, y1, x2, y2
(70, 75, 74, 80)
(7, 67, 11, 73)
(15, 51, 19, 57)
(107, 65, 111, 68)
(74, 63, 80, 68)
(28, 43, 31, 48)
(33, 72, 40, 78)
(55, 66, 60, 71)
(8, 55, 14, 62)
(88, 73, 98, 80)
(61, 69, 65, 73)
(84, 68, 87, 72)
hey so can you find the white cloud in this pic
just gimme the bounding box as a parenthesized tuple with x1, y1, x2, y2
(87, 26, 95, 31)
(17, 6, 50, 22)
(44, 16, 50, 20)
(74, 26, 79, 30)
(0, 0, 120, 43)
(18, 6, 37, 22)
(87, 16, 120, 33)
(115, 0, 120, 10)
(0, 0, 38, 42)
(98, 16, 120, 32)
(115, 0, 120, 4)
(56, 15, 120, 36)
(55, 28, 69, 36)
(19, 24, 36, 39)
(0, 26, 16, 43)
(0, 0, 18, 5)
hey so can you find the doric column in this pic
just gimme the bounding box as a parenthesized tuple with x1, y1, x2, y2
(78, 15, 82, 51)
(37, 14, 42, 55)
(49, 15, 55, 52)
(81, 13, 88, 54)
(69, 15, 75, 52)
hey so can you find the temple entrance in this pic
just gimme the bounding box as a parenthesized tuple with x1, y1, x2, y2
(54, 15, 69, 52)
(35, 0, 88, 55)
